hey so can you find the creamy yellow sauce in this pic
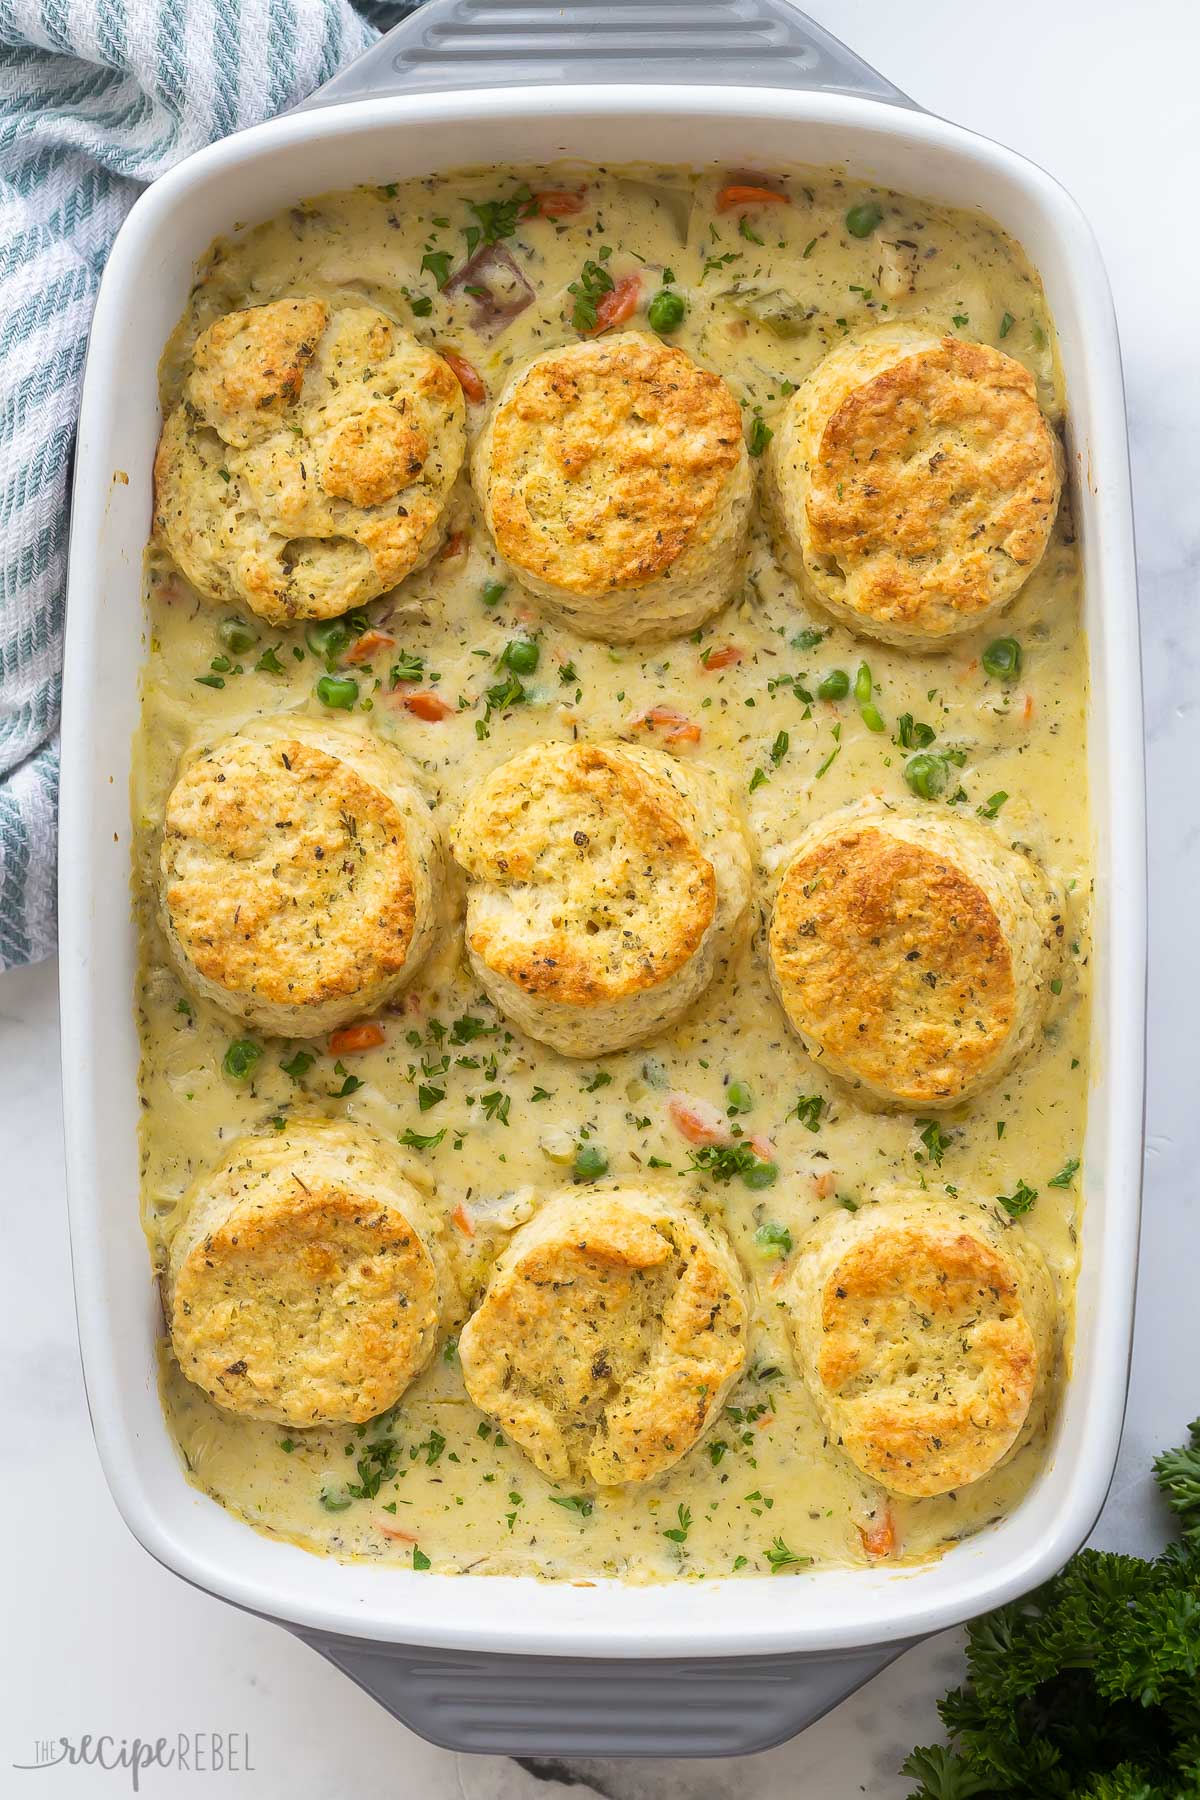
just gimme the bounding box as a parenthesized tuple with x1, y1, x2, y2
(135, 163, 1090, 1583)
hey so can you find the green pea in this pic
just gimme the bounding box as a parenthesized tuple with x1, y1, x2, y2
(222, 1039, 262, 1082)
(306, 618, 352, 667)
(481, 579, 507, 607)
(845, 200, 884, 238)
(855, 663, 886, 732)
(817, 669, 849, 701)
(755, 1221, 793, 1258)
(218, 617, 258, 655)
(982, 636, 1023, 682)
(503, 639, 540, 676)
(648, 288, 686, 334)
(743, 1158, 778, 1191)
(726, 1080, 753, 1115)
(574, 1143, 609, 1181)
(316, 674, 359, 710)
(904, 753, 948, 800)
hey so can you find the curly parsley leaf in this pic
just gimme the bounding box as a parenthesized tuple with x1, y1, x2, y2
(900, 1419, 1200, 1799)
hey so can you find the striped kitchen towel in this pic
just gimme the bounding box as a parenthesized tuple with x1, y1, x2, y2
(0, 0, 415, 970)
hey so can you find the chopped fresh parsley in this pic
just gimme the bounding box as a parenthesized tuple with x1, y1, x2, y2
(464, 184, 533, 256)
(896, 712, 937, 750)
(389, 649, 425, 686)
(329, 1060, 363, 1098)
(663, 1504, 692, 1544)
(790, 1094, 825, 1133)
(222, 1039, 261, 1083)
(550, 1495, 595, 1517)
(1048, 1157, 1081, 1188)
(996, 1178, 1038, 1217)
(450, 1014, 495, 1045)
(280, 1050, 314, 1081)
(791, 627, 827, 652)
(400, 1127, 446, 1150)
(916, 1119, 952, 1166)
(747, 414, 773, 457)
(568, 257, 614, 333)
(420, 250, 453, 289)
(689, 1143, 777, 1190)
(765, 1536, 810, 1573)
(479, 1090, 510, 1125)
(977, 790, 1009, 820)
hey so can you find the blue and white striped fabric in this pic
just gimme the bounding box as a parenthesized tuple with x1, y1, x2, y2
(0, 0, 413, 969)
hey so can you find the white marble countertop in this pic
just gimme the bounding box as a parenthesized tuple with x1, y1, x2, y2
(2, 0, 1196, 1791)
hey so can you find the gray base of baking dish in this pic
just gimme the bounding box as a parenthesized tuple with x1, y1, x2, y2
(297, 0, 918, 1758)
(299, 1631, 916, 1757)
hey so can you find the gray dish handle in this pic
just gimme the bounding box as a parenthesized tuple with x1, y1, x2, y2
(298, 1631, 913, 1756)
(299, 0, 916, 110)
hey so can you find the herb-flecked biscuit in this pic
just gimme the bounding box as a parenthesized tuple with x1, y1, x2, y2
(154, 298, 466, 623)
(787, 1192, 1059, 1497)
(450, 739, 752, 1056)
(766, 800, 1063, 1109)
(160, 716, 440, 1036)
(168, 1119, 448, 1427)
(762, 325, 1062, 646)
(472, 332, 752, 641)
(458, 1184, 750, 1486)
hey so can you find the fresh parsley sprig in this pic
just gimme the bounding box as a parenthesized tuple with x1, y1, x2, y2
(901, 1418, 1200, 1798)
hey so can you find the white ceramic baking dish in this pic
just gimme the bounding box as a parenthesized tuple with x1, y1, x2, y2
(58, 0, 1145, 1758)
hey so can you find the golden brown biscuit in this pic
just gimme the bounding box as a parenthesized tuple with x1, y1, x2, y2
(767, 801, 1062, 1108)
(160, 717, 440, 1036)
(472, 332, 752, 640)
(450, 740, 752, 1055)
(154, 298, 465, 623)
(169, 1119, 447, 1427)
(763, 326, 1062, 646)
(458, 1185, 750, 1486)
(788, 1193, 1058, 1497)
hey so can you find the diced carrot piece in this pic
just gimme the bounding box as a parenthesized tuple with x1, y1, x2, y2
(701, 644, 743, 671)
(813, 1171, 837, 1199)
(860, 1506, 897, 1558)
(633, 705, 702, 746)
(750, 1134, 775, 1162)
(1023, 692, 1035, 722)
(441, 349, 487, 404)
(377, 1520, 417, 1543)
(328, 1022, 385, 1055)
(345, 630, 395, 664)
(590, 274, 641, 336)
(439, 530, 467, 560)
(716, 184, 790, 212)
(532, 188, 586, 218)
(667, 1094, 730, 1146)
(404, 690, 455, 721)
(452, 1201, 476, 1237)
